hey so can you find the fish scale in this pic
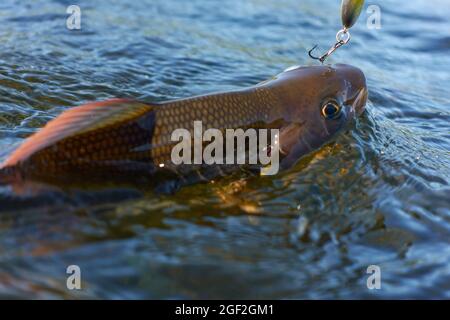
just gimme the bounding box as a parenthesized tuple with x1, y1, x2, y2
(150, 88, 279, 165)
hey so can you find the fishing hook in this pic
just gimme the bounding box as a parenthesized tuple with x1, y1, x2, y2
(308, 28, 351, 63)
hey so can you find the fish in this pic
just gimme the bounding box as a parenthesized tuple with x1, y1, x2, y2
(0, 64, 368, 191)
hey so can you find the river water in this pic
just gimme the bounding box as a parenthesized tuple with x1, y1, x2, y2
(0, 0, 449, 299)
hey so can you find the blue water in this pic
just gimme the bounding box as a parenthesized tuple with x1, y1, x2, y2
(0, 0, 449, 299)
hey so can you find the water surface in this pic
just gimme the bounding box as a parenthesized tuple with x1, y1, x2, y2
(0, 0, 449, 299)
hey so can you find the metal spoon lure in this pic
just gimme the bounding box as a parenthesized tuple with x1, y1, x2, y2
(309, 0, 365, 63)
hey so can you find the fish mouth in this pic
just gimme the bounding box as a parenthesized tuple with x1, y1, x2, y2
(354, 87, 368, 115)
(333, 64, 368, 116)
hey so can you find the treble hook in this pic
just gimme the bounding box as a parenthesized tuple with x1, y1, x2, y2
(308, 28, 351, 63)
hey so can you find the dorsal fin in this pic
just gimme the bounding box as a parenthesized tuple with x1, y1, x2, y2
(2, 99, 154, 167)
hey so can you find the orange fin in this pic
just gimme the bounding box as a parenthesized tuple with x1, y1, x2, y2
(2, 99, 154, 167)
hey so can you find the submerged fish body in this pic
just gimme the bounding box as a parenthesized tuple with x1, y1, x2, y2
(0, 64, 367, 190)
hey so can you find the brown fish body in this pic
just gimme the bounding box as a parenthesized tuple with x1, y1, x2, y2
(0, 64, 367, 189)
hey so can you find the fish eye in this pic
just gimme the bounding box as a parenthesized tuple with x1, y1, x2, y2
(321, 101, 342, 120)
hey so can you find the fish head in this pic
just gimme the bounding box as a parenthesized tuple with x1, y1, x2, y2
(277, 64, 368, 168)
(311, 63, 368, 133)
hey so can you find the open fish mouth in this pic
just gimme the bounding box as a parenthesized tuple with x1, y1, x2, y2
(353, 87, 368, 115)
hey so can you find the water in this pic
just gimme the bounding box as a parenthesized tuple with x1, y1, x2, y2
(0, 0, 449, 299)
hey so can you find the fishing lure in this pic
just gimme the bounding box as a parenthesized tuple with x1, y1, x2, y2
(309, 0, 365, 63)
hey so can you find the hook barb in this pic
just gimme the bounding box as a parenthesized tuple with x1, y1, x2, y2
(308, 45, 322, 61)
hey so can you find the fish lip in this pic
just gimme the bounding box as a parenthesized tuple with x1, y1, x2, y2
(351, 87, 368, 115)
